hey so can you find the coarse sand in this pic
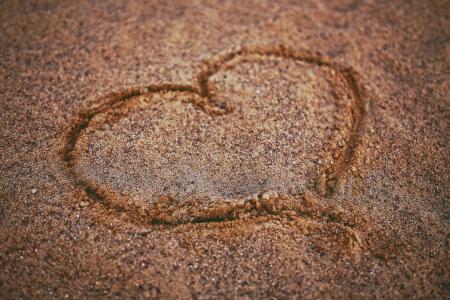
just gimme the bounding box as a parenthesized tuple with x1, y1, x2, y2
(1, 1, 449, 298)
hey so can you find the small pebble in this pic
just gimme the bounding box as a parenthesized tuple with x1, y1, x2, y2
(304, 191, 318, 207)
(79, 201, 89, 207)
(353, 231, 363, 246)
(31, 188, 37, 194)
(262, 192, 271, 200)
(279, 193, 288, 200)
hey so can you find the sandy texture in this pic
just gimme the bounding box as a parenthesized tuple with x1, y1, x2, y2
(1, 0, 449, 298)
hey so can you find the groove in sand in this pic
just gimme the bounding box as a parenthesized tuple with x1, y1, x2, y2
(61, 45, 371, 227)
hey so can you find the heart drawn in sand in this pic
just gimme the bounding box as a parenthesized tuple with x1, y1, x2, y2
(62, 45, 368, 226)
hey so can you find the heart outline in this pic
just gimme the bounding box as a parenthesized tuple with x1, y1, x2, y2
(61, 45, 369, 226)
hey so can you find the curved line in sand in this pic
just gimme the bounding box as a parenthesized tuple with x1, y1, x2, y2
(61, 45, 370, 227)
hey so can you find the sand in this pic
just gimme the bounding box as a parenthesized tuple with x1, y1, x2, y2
(1, 0, 449, 298)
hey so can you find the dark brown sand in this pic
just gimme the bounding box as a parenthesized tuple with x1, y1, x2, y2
(1, 1, 449, 298)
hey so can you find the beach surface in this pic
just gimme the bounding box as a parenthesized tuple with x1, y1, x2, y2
(1, 1, 449, 298)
